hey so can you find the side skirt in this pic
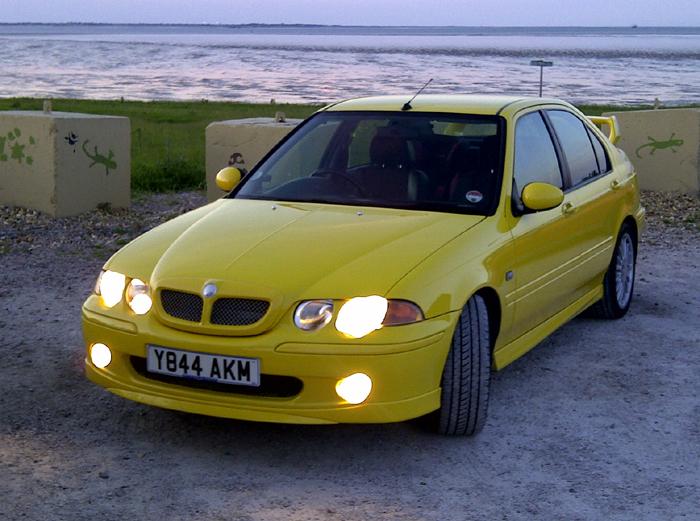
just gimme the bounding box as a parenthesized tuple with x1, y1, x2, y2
(493, 285, 603, 370)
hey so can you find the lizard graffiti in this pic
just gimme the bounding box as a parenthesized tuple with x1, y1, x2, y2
(82, 139, 117, 175)
(635, 133, 684, 158)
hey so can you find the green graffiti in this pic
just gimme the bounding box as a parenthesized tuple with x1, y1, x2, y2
(10, 142, 26, 163)
(82, 139, 117, 175)
(0, 128, 35, 165)
(635, 133, 684, 158)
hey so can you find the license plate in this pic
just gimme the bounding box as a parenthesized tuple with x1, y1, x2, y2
(146, 345, 260, 387)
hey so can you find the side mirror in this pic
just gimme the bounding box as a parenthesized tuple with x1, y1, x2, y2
(216, 167, 242, 192)
(521, 182, 564, 212)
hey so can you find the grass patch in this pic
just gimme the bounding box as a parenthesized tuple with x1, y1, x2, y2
(0, 98, 320, 192)
(1, 98, 696, 192)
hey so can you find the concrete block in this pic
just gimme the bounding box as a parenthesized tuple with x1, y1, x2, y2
(0, 111, 130, 216)
(206, 117, 301, 201)
(603, 108, 699, 193)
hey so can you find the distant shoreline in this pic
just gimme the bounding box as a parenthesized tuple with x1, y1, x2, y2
(2, 22, 699, 30)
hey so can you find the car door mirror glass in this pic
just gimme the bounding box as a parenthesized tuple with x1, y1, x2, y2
(521, 182, 564, 212)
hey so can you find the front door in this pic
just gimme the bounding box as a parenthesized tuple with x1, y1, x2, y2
(503, 110, 582, 343)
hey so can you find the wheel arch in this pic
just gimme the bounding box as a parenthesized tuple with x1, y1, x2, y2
(473, 286, 501, 352)
(621, 215, 639, 251)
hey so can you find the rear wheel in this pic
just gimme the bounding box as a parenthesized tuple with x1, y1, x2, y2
(434, 294, 491, 436)
(589, 222, 637, 319)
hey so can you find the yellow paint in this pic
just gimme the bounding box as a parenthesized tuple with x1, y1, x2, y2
(82, 95, 644, 425)
(521, 182, 564, 211)
(587, 115, 621, 144)
(215, 166, 241, 192)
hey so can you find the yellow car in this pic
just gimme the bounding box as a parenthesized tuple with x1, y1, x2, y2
(82, 95, 644, 436)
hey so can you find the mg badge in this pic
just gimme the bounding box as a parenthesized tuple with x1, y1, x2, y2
(202, 283, 217, 298)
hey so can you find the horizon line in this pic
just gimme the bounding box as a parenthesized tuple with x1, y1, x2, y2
(1, 22, 699, 28)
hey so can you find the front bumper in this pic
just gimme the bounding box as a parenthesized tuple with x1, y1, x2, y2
(82, 297, 457, 424)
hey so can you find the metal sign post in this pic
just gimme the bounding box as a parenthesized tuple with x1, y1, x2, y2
(530, 60, 553, 97)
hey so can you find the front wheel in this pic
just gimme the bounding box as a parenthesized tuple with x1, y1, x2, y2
(589, 222, 637, 319)
(433, 294, 491, 436)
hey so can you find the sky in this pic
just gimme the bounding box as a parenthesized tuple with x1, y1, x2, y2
(2, 0, 699, 26)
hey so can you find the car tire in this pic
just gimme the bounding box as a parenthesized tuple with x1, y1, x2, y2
(589, 222, 637, 319)
(434, 294, 491, 436)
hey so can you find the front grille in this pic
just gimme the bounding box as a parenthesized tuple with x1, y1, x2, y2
(131, 357, 303, 398)
(160, 289, 203, 322)
(210, 298, 270, 326)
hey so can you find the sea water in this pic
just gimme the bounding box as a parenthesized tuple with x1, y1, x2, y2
(1, 24, 698, 105)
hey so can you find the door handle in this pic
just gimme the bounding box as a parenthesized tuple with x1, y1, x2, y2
(562, 201, 576, 215)
(611, 179, 622, 190)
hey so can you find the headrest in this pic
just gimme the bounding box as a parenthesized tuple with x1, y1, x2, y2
(369, 128, 410, 167)
(447, 142, 480, 172)
(448, 136, 499, 173)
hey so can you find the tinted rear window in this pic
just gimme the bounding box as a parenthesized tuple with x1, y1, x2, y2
(587, 127, 611, 174)
(547, 110, 600, 187)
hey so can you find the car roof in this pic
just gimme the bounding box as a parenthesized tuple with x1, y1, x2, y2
(323, 94, 572, 116)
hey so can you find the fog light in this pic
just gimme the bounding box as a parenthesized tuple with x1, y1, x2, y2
(335, 373, 372, 404)
(90, 343, 112, 369)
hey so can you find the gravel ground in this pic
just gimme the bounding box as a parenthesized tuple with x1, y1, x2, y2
(1, 191, 698, 521)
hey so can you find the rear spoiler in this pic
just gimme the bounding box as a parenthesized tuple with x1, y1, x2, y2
(587, 115, 620, 145)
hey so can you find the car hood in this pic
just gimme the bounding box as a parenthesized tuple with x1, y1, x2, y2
(108, 199, 483, 331)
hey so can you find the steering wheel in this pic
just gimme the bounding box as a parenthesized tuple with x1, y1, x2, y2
(310, 169, 367, 197)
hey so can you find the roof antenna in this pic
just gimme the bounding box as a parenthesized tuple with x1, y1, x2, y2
(402, 78, 433, 111)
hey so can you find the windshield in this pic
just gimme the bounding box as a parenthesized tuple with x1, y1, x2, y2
(233, 111, 504, 215)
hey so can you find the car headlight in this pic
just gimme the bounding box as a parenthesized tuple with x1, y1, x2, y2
(126, 278, 152, 315)
(382, 300, 424, 326)
(335, 296, 425, 338)
(294, 300, 333, 331)
(96, 270, 126, 308)
(335, 296, 388, 338)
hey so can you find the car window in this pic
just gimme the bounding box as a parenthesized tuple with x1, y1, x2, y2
(233, 111, 504, 216)
(513, 112, 563, 195)
(547, 110, 601, 187)
(587, 127, 611, 174)
(347, 119, 388, 168)
(254, 119, 342, 191)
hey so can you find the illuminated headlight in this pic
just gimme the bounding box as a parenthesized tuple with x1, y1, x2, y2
(336, 373, 372, 404)
(335, 297, 424, 338)
(294, 300, 333, 331)
(335, 296, 388, 338)
(126, 278, 152, 315)
(96, 270, 126, 308)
